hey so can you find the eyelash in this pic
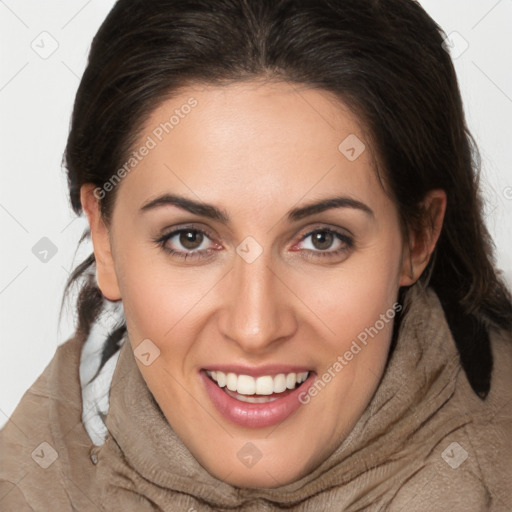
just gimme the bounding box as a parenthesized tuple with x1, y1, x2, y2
(154, 225, 354, 262)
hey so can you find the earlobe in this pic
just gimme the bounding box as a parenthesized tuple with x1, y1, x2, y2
(80, 184, 122, 301)
(399, 189, 447, 287)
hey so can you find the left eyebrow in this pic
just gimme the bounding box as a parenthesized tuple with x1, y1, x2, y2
(140, 193, 230, 223)
(287, 196, 374, 222)
(139, 193, 374, 223)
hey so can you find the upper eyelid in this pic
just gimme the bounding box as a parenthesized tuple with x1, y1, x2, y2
(300, 225, 353, 239)
(157, 224, 215, 241)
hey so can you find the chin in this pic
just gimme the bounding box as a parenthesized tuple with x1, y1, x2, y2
(192, 436, 324, 489)
(210, 458, 309, 489)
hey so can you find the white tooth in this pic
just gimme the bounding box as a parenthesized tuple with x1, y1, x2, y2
(255, 376, 274, 395)
(237, 375, 256, 395)
(298, 371, 309, 383)
(216, 371, 226, 387)
(273, 373, 287, 393)
(211, 371, 217, 380)
(206, 370, 213, 378)
(226, 372, 238, 391)
(286, 372, 297, 389)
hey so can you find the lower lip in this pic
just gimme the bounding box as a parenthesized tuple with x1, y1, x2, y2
(201, 371, 315, 429)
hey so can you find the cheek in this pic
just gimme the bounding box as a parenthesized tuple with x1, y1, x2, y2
(296, 234, 403, 353)
(114, 244, 220, 359)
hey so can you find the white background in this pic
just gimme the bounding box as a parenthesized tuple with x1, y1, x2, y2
(1, 0, 511, 429)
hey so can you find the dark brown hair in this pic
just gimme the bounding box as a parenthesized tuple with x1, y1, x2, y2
(63, 0, 512, 398)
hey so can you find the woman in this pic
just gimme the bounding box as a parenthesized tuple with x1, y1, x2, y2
(1, 0, 511, 510)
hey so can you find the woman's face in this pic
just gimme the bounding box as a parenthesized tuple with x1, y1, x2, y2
(92, 81, 414, 488)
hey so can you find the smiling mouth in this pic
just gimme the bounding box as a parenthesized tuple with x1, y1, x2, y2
(205, 370, 310, 403)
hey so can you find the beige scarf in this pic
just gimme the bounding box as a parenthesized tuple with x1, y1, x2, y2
(1, 283, 511, 511)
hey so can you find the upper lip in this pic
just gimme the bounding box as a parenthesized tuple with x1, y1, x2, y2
(202, 364, 313, 377)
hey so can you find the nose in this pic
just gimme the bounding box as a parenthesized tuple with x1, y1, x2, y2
(217, 250, 298, 353)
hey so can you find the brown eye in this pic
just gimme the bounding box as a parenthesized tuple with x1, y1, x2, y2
(179, 230, 204, 250)
(310, 230, 335, 250)
(155, 227, 220, 261)
(293, 227, 354, 260)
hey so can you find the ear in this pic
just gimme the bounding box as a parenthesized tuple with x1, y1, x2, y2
(80, 184, 122, 301)
(399, 189, 447, 287)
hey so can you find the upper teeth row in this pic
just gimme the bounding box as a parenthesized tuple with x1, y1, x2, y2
(206, 370, 309, 395)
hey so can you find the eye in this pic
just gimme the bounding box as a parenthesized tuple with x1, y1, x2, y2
(155, 227, 220, 260)
(293, 228, 354, 259)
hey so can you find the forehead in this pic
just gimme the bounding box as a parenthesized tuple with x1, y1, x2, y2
(144, 80, 368, 157)
(116, 81, 383, 215)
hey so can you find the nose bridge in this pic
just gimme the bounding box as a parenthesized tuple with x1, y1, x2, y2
(219, 251, 295, 351)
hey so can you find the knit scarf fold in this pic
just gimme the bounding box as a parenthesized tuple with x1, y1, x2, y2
(82, 283, 470, 510)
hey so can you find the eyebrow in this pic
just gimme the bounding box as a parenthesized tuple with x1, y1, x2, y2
(140, 193, 374, 223)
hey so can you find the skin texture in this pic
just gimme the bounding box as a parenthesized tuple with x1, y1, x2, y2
(81, 81, 446, 488)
